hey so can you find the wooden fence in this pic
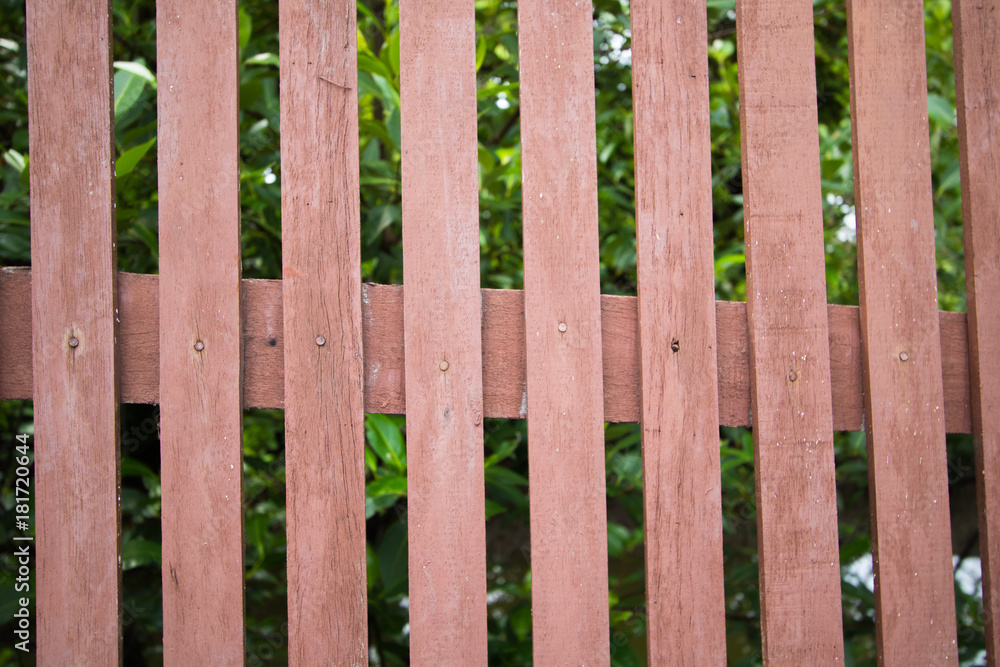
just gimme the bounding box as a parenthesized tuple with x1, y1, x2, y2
(0, 0, 997, 664)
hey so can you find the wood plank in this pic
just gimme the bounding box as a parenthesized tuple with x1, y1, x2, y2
(517, 0, 610, 662)
(630, 0, 726, 661)
(0, 272, 978, 432)
(398, 0, 488, 663)
(156, 1, 244, 663)
(279, 0, 367, 663)
(846, 0, 959, 661)
(953, 0, 1000, 659)
(736, 0, 844, 661)
(25, 2, 120, 662)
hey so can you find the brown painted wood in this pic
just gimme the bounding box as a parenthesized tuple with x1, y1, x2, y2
(25, 2, 120, 662)
(846, 0, 959, 661)
(517, 0, 610, 662)
(0, 272, 977, 433)
(156, 1, 244, 663)
(399, 0, 488, 663)
(954, 0, 1000, 660)
(736, 1, 845, 661)
(279, 0, 367, 663)
(630, 0, 726, 661)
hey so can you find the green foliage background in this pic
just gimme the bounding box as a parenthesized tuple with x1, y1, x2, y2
(0, 0, 985, 664)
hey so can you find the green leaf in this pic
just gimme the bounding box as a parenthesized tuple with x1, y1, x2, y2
(484, 438, 518, 468)
(113, 60, 156, 87)
(927, 93, 955, 127)
(386, 105, 401, 149)
(366, 414, 406, 472)
(510, 605, 532, 642)
(607, 522, 630, 558)
(3, 148, 25, 173)
(357, 4, 386, 39)
(245, 52, 279, 67)
(377, 520, 408, 595)
(128, 221, 159, 262)
(238, 8, 252, 51)
(366, 544, 379, 591)
(485, 498, 507, 520)
(839, 537, 871, 564)
(477, 82, 519, 101)
(476, 34, 487, 72)
(122, 539, 161, 570)
(359, 52, 394, 82)
(245, 513, 268, 561)
(113, 69, 146, 124)
(368, 475, 407, 498)
(116, 137, 156, 178)
(121, 457, 158, 482)
(386, 29, 400, 77)
(714, 253, 745, 278)
(0, 209, 29, 224)
(484, 466, 528, 488)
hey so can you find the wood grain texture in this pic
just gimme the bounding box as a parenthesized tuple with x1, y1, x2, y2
(846, 0, 959, 661)
(279, 1, 367, 663)
(736, 1, 844, 661)
(630, 0, 726, 661)
(25, 2, 120, 662)
(517, 0, 610, 662)
(0, 272, 977, 433)
(156, 1, 244, 663)
(953, 0, 1000, 660)
(399, 0, 488, 662)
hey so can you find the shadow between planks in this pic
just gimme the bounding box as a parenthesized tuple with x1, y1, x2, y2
(0, 267, 973, 433)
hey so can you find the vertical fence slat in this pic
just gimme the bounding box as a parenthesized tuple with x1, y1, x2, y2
(518, 1, 610, 663)
(280, 1, 367, 663)
(630, 1, 726, 662)
(398, 0, 489, 663)
(736, 1, 845, 661)
(157, 1, 244, 663)
(27, 2, 120, 662)
(846, 0, 959, 661)
(399, 1, 488, 662)
(954, 0, 1000, 659)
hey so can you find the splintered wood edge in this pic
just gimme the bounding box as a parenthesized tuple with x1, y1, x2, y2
(0, 268, 973, 432)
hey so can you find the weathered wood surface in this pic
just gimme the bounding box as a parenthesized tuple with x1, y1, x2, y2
(631, 0, 726, 661)
(737, 0, 844, 661)
(399, 0, 488, 662)
(0, 271, 976, 434)
(279, 0, 367, 663)
(517, 0, 610, 662)
(26, 2, 120, 662)
(847, 0, 959, 661)
(156, 0, 245, 663)
(954, 0, 1000, 660)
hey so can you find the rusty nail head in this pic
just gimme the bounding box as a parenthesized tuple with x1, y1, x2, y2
(439, 361, 450, 372)
(194, 340, 205, 352)
(68, 337, 79, 349)
(899, 351, 909, 362)
(316, 336, 326, 346)
(788, 370, 798, 382)
(558, 322, 567, 333)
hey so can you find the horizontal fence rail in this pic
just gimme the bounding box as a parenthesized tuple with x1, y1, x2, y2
(0, 269, 977, 432)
